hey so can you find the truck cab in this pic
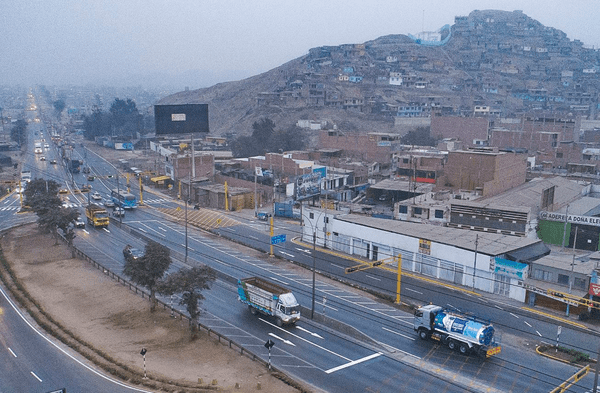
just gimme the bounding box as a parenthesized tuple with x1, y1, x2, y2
(414, 304, 442, 338)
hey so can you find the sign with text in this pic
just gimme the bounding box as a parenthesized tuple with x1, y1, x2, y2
(539, 211, 600, 227)
(271, 234, 286, 245)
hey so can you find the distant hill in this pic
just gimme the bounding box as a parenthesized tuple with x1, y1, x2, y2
(158, 9, 600, 142)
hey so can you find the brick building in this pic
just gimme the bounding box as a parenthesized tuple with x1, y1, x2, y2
(430, 116, 489, 147)
(439, 149, 527, 197)
(318, 130, 400, 161)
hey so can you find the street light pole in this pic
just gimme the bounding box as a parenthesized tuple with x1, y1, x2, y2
(311, 231, 316, 319)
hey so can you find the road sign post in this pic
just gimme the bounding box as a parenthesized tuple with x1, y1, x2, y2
(264, 339, 275, 370)
(140, 348, 147, 379)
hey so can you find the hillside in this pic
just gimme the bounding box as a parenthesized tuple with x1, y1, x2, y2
(158, 9, 600, 142)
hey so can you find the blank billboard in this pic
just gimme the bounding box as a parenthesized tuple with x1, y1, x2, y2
(154, 104, 209, 135)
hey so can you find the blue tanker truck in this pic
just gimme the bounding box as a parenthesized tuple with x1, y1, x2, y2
(414, 304, 501, 357)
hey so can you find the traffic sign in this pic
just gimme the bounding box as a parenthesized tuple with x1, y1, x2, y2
(271, 234, 286, 245)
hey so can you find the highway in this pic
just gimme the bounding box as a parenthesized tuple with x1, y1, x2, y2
(1, 89, 599, 392)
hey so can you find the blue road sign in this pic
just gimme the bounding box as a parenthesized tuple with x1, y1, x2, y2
(271, 234, 287, 245)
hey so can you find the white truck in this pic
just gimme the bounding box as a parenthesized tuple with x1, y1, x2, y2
(238, 277, 300, 327)
(414, 304, 501, 358)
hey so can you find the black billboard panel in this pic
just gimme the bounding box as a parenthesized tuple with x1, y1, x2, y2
(154, 104, 209, 135)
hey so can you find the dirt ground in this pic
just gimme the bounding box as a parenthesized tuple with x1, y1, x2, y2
(0, 224, 302, 393)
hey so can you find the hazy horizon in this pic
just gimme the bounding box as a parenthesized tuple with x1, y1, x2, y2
(2, 1, 599, 90)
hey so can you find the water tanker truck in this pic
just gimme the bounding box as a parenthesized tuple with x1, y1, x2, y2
(414, 304, 501, 357)
(238, 277, 300, 327)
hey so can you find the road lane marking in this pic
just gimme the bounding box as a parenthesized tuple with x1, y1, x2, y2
(325, 353, 382, 374)
(405, 288, 423, 295)
(30, 371, 42, 382)
(510, 312, 519, 319)
(260, 318, 351, 361)
(268, 332, 295, 346)
(365, 274, 381, 281)
(382, 326, 415, 341)
(279, 251, 295, 258)
(525, 321, 532, 328)
(536, 330, 542, 337)
(8, 348, 16, 357)
(494, 305, 504, 310)
(296, 326, 324, 339)
(269, 277, 289, 285)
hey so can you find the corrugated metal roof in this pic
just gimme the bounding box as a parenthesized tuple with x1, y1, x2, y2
(477, 176, 586, 209)
(336, 213, 542, 256)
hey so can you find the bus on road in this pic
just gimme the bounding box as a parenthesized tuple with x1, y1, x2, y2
(111, 189, 137, 209)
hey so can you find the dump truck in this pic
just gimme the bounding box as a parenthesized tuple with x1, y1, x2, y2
(238, 277, 300, 327)
(414, 304, 501, 357)
(85, 204, 110, 228)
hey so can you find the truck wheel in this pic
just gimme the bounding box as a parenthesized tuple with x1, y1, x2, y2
(418, 329, 430, 340)
(276, 318, 283, 327)
(448, 340, 456, 350)
(459, 343, 470, 355)
(249, 306, 257, 315)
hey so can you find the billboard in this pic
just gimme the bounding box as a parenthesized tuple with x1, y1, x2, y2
(154, 104, 209, 135)
(295, 172, 322, 200)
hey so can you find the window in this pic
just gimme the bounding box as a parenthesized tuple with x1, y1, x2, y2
(399, 205, 408, 214)
(557, 274, 569, 285)
(435, 209, 444, 219)
(414, 207, 422, 215)
(533, 269, 553, 282)
(309, 212, 314, 219)
(556, 152, 563, 158)
(324, 217, 329, 223)
(574, 277, 587, 290)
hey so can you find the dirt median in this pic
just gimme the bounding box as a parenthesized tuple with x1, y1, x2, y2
(0, 224, 305, 393)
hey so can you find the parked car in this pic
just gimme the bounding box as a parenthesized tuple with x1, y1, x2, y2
(58, 188, 69, 194)
(123, 244, 144, 261)
(91, 192, 102, 200)
(257, 211, 270, 221)
(50, 159, 57, 164)
(40, 156, 46, 161)
(113, 207, 125, 217)
(87, 175, 95, 181)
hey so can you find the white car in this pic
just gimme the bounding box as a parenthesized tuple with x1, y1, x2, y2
(91, 192, 102, 200)
(113, 207, 125, 217)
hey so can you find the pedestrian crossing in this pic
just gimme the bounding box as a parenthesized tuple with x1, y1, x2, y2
(0, 206, 20, 211)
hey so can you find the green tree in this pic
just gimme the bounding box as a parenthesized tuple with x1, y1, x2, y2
(38, 207, 79, 246)
(123, 240, 172, 311)
(270, 125, 307, 152)
(157, 265, 216, 338)
(24, 178, 62, 216)
(83, 108, 111, 140)
(110, 98, 140, 137)
(24, 178, 79, 245)
(53, 99, 66, 118)
(10, 119, 27, 145)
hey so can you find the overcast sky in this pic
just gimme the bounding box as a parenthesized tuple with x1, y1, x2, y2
(2, 0, 598, 89)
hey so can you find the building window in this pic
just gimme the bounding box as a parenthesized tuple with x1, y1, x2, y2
(557, 274, 569, 285)
(435, 209, 444, 219)
(399, 205, 408, 214)
(533, 269, 553, 282)
(309, 212, 314, 219)
(574, 277, 587, 290)
(324, 217, 329, 223)
(414, 207, 422, 215)
(556, 152, 563, 158)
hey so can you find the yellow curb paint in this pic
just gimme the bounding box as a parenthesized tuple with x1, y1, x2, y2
(522, 307, 588, 330)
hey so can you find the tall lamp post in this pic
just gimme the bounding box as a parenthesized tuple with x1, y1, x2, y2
(302, 205, 326, 319)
